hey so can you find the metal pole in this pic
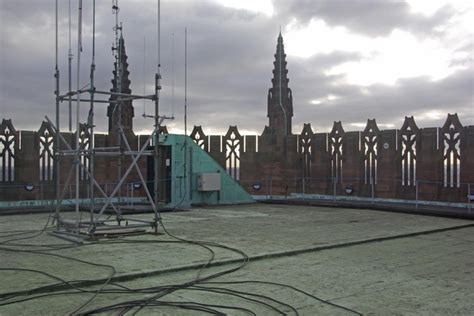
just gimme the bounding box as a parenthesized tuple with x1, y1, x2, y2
(153, 0, 162, 233)
(183, 27, 188, 204)
(94, 128, 158, 222)
(75, 0, 83, 228)
(89, 0, 96, 224)
(172, 32, 175, 118)
(184, 28, 187, 138)
(468, 183, 471, 214)
(415, 180, 419, 209)
(112, 1, 123, 220)
(54, 0, 61, 223)
(270, 177, 273, 199)
(333, 177, 336, 201)
(266, 178, 269, 199)
(68, 0, 73, 132)
(119, 128, 156, 210)
(371, 177, 374, 204)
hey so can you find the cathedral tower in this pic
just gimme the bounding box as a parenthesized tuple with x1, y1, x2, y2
(267, 32, 293, 135)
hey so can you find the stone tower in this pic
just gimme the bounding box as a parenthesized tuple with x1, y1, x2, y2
(107, 34, 134, 135)
(267, 32, 293, 135)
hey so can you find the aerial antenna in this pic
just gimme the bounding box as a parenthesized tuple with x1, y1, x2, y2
(171, 32, 175, 118)
(142, 36, 146, 116)
(87, 0, 97, 221)
(88, 0, 96, 129)
(75, 0, 83, 225)
(68, 0, 73, 131)
(157, 0, 160, 74)
(146, 0, 162, 121)
(184, 27, 187, 137)
(153, 0, 162, 231)
(54, 0, 61, 220)
(111, 0, 123, 214)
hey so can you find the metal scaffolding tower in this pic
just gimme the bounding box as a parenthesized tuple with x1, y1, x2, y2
(50, 0, 170, 242)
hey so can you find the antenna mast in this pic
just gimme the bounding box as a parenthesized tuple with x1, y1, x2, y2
(184, 28, 187, 138)
(68, 0, 73, 132)
(54, 0, 61, 221)
(88, 0, 97, 221)
(75, 0, 83, 225)
(171, 32, 175, 118)
(50, 0, 165, 243)
(112, 0, 124, 213)
(153, 0, 162, 230)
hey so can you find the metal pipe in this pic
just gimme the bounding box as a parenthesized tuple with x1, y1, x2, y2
(371, 177, 374, 204)
(68, 0, 73, 132)
(171, 32, 175, 118)
(118, 128, 156, 210)
(61, 147, 121, 153)
(89, 0, 96, 223)
(93, 127, 159, 222)
(114, 5, 123, 218)
(61, 98, 112, 104)
(60, 152, 154, 157)
(75, 0, 83, 228)
(184, 27, 187, 138)
(153, 0, 162, 233)
(45, 115, 121, 215)
(416, 180, 419, 209)
(54, 0, 61, 224)
(468, 183, 471, 214)
(183, 27, 188, 205)
(93, 90, 155, 99)
(59, 91, 79, 99)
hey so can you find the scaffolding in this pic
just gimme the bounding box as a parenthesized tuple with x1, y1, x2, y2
(50, 0, 170, 242)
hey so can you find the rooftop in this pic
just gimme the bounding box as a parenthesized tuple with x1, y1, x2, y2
(1, 203, 473, 315)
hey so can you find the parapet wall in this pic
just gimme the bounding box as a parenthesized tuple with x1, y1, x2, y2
(188, 114, 474, 203)
(1, 113, 473, 203)
(0, 119, 148, 201)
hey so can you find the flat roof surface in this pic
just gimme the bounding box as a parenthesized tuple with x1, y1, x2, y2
(1, 203, 473, 315)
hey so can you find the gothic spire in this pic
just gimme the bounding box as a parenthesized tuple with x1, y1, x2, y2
(107, 34, 134, 134)
(267, 32, 293, 135)
(111, 35, 131, 95)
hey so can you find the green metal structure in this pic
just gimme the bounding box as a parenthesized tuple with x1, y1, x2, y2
(157, 134, 254, 208)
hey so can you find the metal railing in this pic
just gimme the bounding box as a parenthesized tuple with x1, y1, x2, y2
(239, 177, 473, 213)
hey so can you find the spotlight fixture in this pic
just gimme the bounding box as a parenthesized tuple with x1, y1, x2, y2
(24, 184, 35, 192)
(252, 182, 262, 191)
(133, 183, 142, 190)
(345, 185, 353, 195)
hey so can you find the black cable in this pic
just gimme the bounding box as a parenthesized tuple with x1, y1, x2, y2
(81, 300, 256, 316)
(204, 280, 363, 316)
(0, 245, 116, 315)
(75, 219, 252, 315)
(190, 285, 291, 315)
(1, 210, 360, 316)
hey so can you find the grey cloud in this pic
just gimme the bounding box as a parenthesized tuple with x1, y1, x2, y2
(273, 0, 455, 37)
(0, 1, 472, 137)
(292, 66, 474, 133)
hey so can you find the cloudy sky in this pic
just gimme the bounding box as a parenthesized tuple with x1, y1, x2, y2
(0, 0, 472, 136)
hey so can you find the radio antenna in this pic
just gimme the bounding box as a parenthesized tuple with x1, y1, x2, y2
(184, 27, 187, 137)
(171, 32, 175, 118)
(142, 36, 146, 116)
(68, 0, 73, 131)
